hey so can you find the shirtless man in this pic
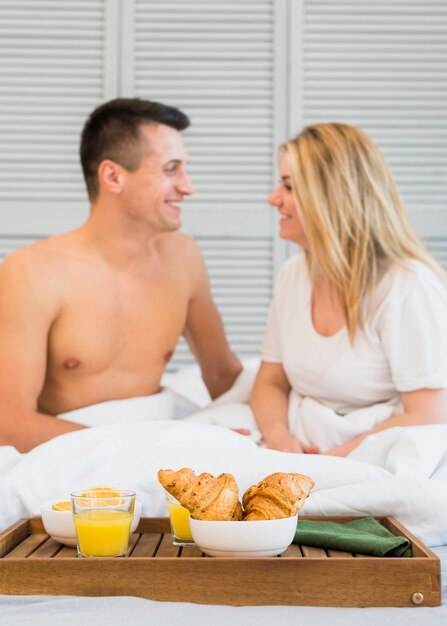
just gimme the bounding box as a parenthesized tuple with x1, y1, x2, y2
(0, 98, 242, 452)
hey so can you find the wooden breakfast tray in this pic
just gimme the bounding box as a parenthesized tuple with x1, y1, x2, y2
(0, 516, 441, 607)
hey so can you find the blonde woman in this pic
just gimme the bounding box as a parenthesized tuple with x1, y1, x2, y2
(250, 123, 447, 457)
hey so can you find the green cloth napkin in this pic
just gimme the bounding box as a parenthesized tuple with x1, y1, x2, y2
(294, 517, 412, 557)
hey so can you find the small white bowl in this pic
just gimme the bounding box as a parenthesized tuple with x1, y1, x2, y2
(40, 499, 142, 547)
(189, 514, 298, 557)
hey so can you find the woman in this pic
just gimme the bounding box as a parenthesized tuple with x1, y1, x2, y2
(251, 123, 447, 456)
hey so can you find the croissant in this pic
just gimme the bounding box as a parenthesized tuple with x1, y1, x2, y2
(158, 468, 211, 511)
(242, 472, 314, 521)
(158, 468, 242, 521)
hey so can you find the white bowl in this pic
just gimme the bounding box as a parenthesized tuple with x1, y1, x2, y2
(40, 499, 142, 547)
(189, 514, 298, 557)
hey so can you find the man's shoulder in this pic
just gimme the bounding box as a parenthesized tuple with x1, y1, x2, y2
(0, 241, 68, 317)
(151, 233, 209, 296)
(1, 240, 46, 277)
(1, 233, 78, 284)
(153, 231, 202, 262)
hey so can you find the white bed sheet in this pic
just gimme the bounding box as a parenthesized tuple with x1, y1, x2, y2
(2, 360, 447, 546)
(0, 545, 446, 626)
(1, 362, 447, 624)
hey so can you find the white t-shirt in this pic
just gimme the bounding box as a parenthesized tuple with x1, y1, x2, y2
(261, 254, 447, 415)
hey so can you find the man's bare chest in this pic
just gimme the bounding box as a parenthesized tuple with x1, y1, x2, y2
(48, 280, 189, 373)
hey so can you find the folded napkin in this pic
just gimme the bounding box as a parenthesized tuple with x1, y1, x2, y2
(294, 517, 412, 557)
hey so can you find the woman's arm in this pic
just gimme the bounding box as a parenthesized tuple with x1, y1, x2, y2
(325, 387, 447, 457)
(250, 361, 319, 453)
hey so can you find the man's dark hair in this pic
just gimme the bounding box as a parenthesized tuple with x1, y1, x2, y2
(80, 98, 190, 200)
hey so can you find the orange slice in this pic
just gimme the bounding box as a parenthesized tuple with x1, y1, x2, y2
(80, 485, 122, 498)
(79, 485, 123, 506)
(52, 501, 72, 512)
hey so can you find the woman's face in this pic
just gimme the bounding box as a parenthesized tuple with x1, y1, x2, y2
(268, 155, 309, 247)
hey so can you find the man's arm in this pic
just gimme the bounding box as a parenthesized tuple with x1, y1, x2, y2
(182, 241, 242, 399)
(0, 252, 85, 453)
(324, 387, 447, 457)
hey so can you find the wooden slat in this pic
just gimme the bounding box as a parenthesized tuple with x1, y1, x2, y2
(327, 549, 354, 559)
(281, 543, 303, 558)
(354, 553, 376, 558)
(3, 533, 48, 559)
(154, 534, 180, 558)
(55, 546, 77, 559)
(129, 532, 161, 558)
(0, 519, 29, 557)
(180, 545, 203, 558)
(28, 537, 62, 559)
(126, 533, 141, 556)
(301, 545, 328, 558)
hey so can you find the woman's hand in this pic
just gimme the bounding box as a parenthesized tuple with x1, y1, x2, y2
(232, 428, 251, 436)
(264, 424, 320, 454)
(250, 361, 320, 454)
(323, 438, 363, 457)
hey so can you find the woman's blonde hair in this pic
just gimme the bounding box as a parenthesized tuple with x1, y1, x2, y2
(282, 122, 446, 340)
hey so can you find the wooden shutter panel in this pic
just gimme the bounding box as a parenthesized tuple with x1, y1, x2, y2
(293, 0, 447, 270)
(0, 0, 114, 238)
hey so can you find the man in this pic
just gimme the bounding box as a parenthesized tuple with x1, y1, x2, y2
(0, 98, 242, 452)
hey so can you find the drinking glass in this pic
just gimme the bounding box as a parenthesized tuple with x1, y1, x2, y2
(71, 489, 136, 558)
(165, 492, 195, 547)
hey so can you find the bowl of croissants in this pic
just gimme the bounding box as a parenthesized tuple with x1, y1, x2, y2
(158, 468, 314, 557)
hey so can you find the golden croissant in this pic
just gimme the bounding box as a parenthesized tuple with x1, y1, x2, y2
(242, 472, 314, 521)
(158, 467, 243, 521)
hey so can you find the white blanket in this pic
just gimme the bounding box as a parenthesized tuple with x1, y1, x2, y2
(1, 363, 447, 548)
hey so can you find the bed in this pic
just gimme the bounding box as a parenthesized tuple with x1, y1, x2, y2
(1, 362, 446, 622)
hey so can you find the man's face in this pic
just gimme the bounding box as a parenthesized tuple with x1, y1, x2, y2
(123, 123, 194, 233)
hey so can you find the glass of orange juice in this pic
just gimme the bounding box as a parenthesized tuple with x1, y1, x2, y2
(165, 492, 194, 546)
(71, 489, 136, 558)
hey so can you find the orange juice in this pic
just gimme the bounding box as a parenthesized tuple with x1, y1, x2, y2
(73, 509, 133, 557)
(167, 501, 192, 540)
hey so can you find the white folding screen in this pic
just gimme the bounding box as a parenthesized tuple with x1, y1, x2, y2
(0, 0, 114, 235)
(0, 0, 446, 370)
(290, 0, 447, 270)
